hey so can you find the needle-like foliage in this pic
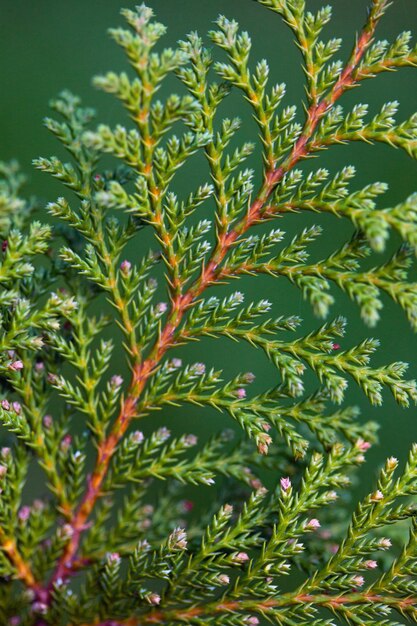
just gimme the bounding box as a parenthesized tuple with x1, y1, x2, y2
(1, 1, 417, 624)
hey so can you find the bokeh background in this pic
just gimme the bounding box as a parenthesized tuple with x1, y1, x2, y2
(1, 0, 417, 523)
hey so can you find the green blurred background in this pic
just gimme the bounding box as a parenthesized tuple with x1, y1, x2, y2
(0, 0, 417, 495)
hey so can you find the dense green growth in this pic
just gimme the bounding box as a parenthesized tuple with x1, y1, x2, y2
(1, 1, 417, 624)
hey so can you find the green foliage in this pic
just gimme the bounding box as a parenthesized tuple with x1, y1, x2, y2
(0, 2, 417, 625)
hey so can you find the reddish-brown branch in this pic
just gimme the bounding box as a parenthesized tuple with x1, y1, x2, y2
(75, 591, 417, 626)
(43, 0, 384, 602)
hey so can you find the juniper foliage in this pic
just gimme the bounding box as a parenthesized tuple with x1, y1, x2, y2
(1, 1, 417, 624)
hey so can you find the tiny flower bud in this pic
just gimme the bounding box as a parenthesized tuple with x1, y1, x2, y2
(108, 552, 121, 565)
(236, 388, 246, 399)
(352, 575, 364, 587)
(190, 362, 205, 376)
(131, 430, 144, 445)
(332, 343, 341, 350)
(35, 361, 45, 371)
(217, 574, 230, 585)
(183, 434, 197, 447)
(280, 477, 291, 492)
(378, 537, 392, 550)
(60, 435, 72, 451)
(0, 465, 7, 478)
(257, 433, 272, 455)
(1, 400, 10, 410)
(12, 401, 21, 414)
(32, 601, 48, 614)
(148, 593, 160, 605)
(111, 374, 124, 387)
(157, 427, 170, 442)
(243, 372, 255, 383)
(371, 490, 384, 502)
(356, 438, 371, 452)
(9, 617, 21, 626)
(61, 524, 74, 538)
(43, 414, 53, 428)
(386, 456, 398, 470)
(306, 518, 321, 530)
(326, 490, 338, 502)
(244, 618, 259, 625)
(120, 260, 132, 274)
(168, 358, 182, 370)
(18, 506, 31, 521)
(1, 447, 10, 458)
(156, 302, 168, 315)
(170, 528, 187, 550)
(9, 360, 24, 371)
(232, 552, 250, 564)
(363, 559, 378, 569)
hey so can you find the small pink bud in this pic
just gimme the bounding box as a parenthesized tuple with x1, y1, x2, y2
(332, 343, 341, 350)
(35, 362, 45, 371)
(236, 388, 246, 399)
(157, 427, 170, 442)
(1, 447, 11, 458)
(371, 490, 384, 502)
(243, 372, 255, 383)
(60, 435, 72, 450)
(306, 518, 321, 530)
(257, 433, 272, 455)
(232, 551, 250, 564)
(245, 618, 259, 625)
(43, 414, 53, 428)
(0, 465, 7, 478)
(217, 574, 230, 585)
(169, 358, 182, 369)
(9, 617, 21, 626)
(280, 477, 291, 492)
(18, 506, 31, 521)
(183, 434, 197, 447)
(378, 537, 392, 550)
(1, 400, 10, 410)
(61, 524, 74, 538)
(250, 477, 263, 490)
(148, 593, 161, 605)
(170, 527, 187, 550)
(12, 401, 21, 414)
(32, 601, 48, 614)
(108, 552, 121, 565)
(131, 431, 144, 444)
(156, 302, 168, 315)
(120, 260, 132, 274)
(9, 360, 24, 371)
(110, 375, 123, 387)
(356, 438, 371, 452)
(191, 362, 205, 376)
(352, 575, 364, 587)
(364, 559, 378, 569)
(329, 543, 339, 554)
